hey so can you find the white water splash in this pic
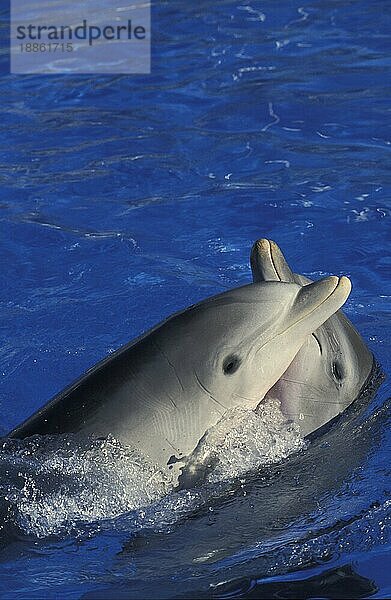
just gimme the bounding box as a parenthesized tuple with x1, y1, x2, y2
(187, 398, 305, 484)
(0, 399, 304, 538)
(0, 435, 172, 538)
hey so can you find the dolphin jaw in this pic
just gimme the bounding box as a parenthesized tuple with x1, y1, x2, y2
(284, 276, 351, 334)
(248, 275, 351, 413)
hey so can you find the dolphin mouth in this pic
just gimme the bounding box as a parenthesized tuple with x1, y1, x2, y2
(255, 275, 351, 411)
(251, 238, 295, 283)
(284, 275, 351, 334)
(252, 239, 351, 321)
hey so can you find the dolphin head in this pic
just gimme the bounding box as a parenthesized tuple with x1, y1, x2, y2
(180, 277, 352, 412)
(149, 274, 351, 473)
(154, 275, 351, 487)
(250, 239, 373, 435)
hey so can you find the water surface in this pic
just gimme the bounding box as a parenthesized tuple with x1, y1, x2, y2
(0, 0, 390, 598)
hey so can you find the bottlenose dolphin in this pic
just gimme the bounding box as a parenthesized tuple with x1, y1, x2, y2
(9, 275, 351, 484)
(251, 239, 373, 436)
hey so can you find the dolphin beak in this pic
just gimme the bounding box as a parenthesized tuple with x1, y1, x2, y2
(251, 238, 295, 283)
(255, 275, 351, 412)
(288, 276, 351, 334)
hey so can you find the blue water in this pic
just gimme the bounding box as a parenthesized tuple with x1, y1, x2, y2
(0, 0, 390, 597)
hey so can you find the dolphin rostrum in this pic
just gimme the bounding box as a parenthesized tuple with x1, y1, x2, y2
(8, 273, 352, 484)
(251, 239, 373, 436)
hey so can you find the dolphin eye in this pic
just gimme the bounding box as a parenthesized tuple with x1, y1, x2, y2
(332, 361, 344, 382)
(223, 355, 240, 375)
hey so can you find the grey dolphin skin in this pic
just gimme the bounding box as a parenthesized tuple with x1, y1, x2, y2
(251, 239, 373, 436)
(9, 269, 351, 485)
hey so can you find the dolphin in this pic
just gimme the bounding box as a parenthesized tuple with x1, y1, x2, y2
(251, 239, 373, 436)
(8, 274, 351, 485)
